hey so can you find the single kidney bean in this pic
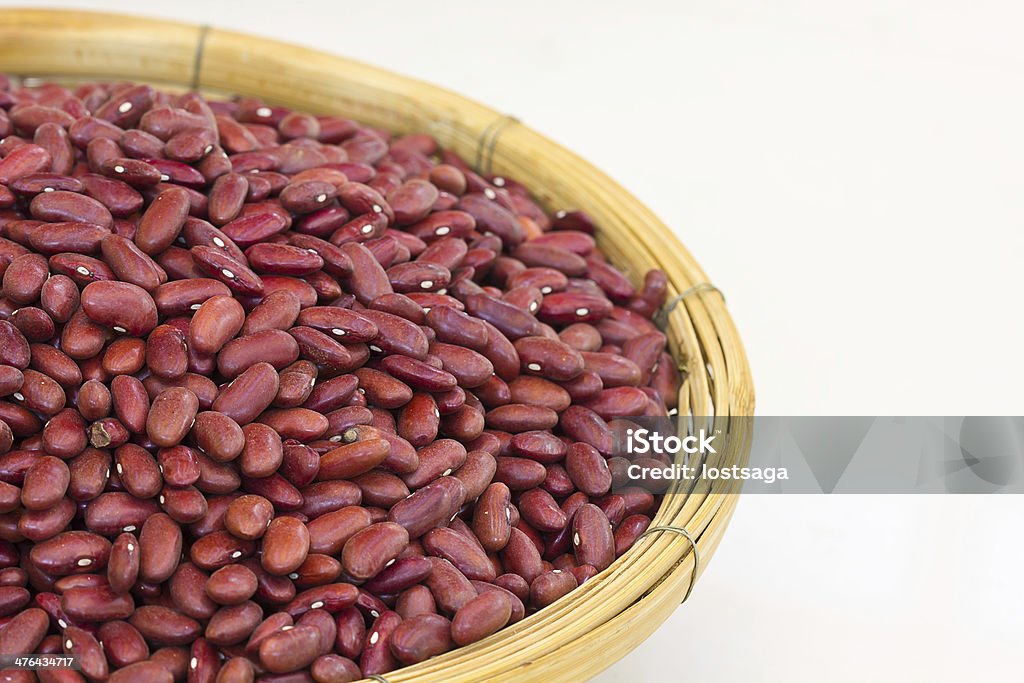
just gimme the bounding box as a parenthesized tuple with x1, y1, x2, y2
(168, 563, 217, 621)
(501, 527, 543, 583)
(190, 530, 256, 571)
(274, 361, 318, 409)
(238, 423, 283, 478)
(191, 411, 245, 463)
(138, 513, 182, 583)
(284, 582, 358, 618)
(333, 606, 366, 660)
(21, 456, 70, 511)
(450, 590, 512, 646)
(84, 492, 160, 535)
(423, 527, 495, 581)
(108, 661, 173, 683)
(0, 607, 49, 655)
(565, 442, 612, 497)
(240, 290, 302, 337)
(189, 294, 245, 355)
(473, 483, 513, 552)
(97, 620, 150, 668)
(81, 280, 159, 336)
(223, 495, 274, 541)
(316, 438, 389, 481)
(278, 441, 319, 487)
(134, 186, 190, 254)
(395, 585, 436, 620)
(559, 405, 613, 455)
(310, 654, 360, 683)
(216, 330, 298, 379)
(387, 613, 451, 665)
(145, 387, 199, 447)
(126, 606, 201, 648)
(28, 530, 111, 575)
(359, 610, 402, 677)
(62, 625, 109, 681)
(216, 657, 256, 683)
(530, 569, 579, 607)
(261, 516, 310, 576)
(341, 522, 409, 581)
(423, 557, 476, 615)
(494, 456, 547, 491)
(306, 506, 372, 556)
(211, 362, 279, 426)
(387, 476, 465, 539)
(572, 504, 615, 571)
(107, 532, 140, 594)
(61, 584, 135, 621)
(259, 624, 321, 674)
(205, 600, 264, 646)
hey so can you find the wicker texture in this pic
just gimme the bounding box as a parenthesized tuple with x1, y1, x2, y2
(0, 10, 755, 682)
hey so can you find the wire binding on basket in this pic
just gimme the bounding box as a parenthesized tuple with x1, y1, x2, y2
(191, 24, 210, 91)
(654, 282, 724, 331)
(637, 525, 700, 604)
(476, 115, 521, 175)
(368, 675, 391, 683)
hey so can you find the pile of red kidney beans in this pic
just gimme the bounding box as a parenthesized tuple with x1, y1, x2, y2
(0, 75, 681, 682)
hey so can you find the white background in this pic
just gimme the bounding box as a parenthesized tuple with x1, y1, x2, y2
(4, 1, 1023, 680)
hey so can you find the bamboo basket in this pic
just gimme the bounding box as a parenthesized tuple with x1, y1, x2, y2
(0, 9, 755, 682)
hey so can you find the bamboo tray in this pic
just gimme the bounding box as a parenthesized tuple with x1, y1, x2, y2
(0, 9, 755, 682)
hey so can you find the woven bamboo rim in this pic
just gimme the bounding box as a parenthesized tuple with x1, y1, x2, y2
(0, 10, 755, 682)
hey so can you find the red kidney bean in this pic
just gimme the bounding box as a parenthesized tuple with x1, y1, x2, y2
(107, 532, 140, 594)
(316, 438, 389, 481)
(304, 506, 371, 557)
(130, 605, 202, 647)
(109, 661, 174, 683)
(61, 584, 135, 621)
(572, 504, 615, 571)
(423, 527, 495, 581)
(211, 362, 279, 426)
(217, 330, 298, 379)
(221, 494, 273, 542)
(420, 557, 474, 617)
(168, 563, 217, 621)
(190, 530, 256, 571)
(0, 607, 49, 655)
(205, 600, 264, 646)
(191, 411, 245, 462)
(189, 294, 245, 355)
(21, 456, 70, 511)
(486, 404, 558, 433)
(134, 186, 190, 254)
(138, 513, 182, 583)
(387, 476, 465, 540)
(450, 590, 512, 646)
(261, 516, 310, 576)
(559, 405, 613, 455)
(258, 624, 320, 674)
(145, 387, 199, 447)
(501, 527, 543, 583)
(341, 522, 409, 581)
(530, 569, 579, 607)
(97, 620, 150, 668)
(359, 610, 402, 676)
(80, 281, 158, 336)
(449, 446, 495, 497)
